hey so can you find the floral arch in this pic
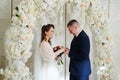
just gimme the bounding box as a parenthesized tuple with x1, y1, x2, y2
(0, 0, 114, 80)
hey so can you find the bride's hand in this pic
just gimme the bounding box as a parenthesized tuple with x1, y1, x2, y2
(64, 48, 70, 55)
(53, 46, 62, 52)
(55, 56, 59, 61)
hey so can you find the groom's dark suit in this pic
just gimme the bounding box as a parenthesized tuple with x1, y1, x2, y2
(68, 30, 91, 80)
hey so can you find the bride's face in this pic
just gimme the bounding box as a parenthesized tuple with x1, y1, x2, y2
(45, 27, 54, 39)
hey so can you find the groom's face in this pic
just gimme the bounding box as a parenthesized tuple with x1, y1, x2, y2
(68, 26, 76, 36)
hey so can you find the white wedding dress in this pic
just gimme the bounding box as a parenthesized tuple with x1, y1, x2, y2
(39, 41, 63, 80)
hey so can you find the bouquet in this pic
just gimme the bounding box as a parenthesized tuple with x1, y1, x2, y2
(53, 46, 64, 65)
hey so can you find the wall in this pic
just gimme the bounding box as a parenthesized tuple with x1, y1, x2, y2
(110, 0, 120, 79)
(0, 0, 11, 79)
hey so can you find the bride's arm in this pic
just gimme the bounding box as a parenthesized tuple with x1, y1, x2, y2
(54, 48, 64, 56)
(40, 42, 55, 62)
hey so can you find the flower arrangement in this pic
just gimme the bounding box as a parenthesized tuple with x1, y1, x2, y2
(87, 1, 114, 79)
(0, 0, 36, 79)
(53, 46, 64, 65)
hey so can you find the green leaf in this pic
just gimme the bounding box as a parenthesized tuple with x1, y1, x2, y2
(16, 14, 19, 17)
(15, 7, 19, 11)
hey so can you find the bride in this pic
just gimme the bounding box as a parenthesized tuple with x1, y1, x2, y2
(39, 24, 64, 80)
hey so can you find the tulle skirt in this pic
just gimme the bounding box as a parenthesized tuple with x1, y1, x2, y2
(41, 61, 60, 80)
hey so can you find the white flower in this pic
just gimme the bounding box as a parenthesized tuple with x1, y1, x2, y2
(103, 73, 110, 80)
(19, 14, 26, 21)
(93, 15, 99, 21)
(28, 22, 34, 28)
(98, 59, 104, 65)
(99, 66, 106, 71)
(22, 34, 29, 41)
(80, 2, 86, 8)
(0, 69, 3, 74)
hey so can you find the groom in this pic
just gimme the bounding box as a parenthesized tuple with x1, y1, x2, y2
(65, 19, 91, 80)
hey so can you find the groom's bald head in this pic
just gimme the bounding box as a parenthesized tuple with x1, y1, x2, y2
(67, 19, 80, 28)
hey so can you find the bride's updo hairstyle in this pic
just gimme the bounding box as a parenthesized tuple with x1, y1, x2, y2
(41, 24, 55, 45)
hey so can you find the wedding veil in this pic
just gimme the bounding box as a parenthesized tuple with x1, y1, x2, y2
(33, 26, 42, 80)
